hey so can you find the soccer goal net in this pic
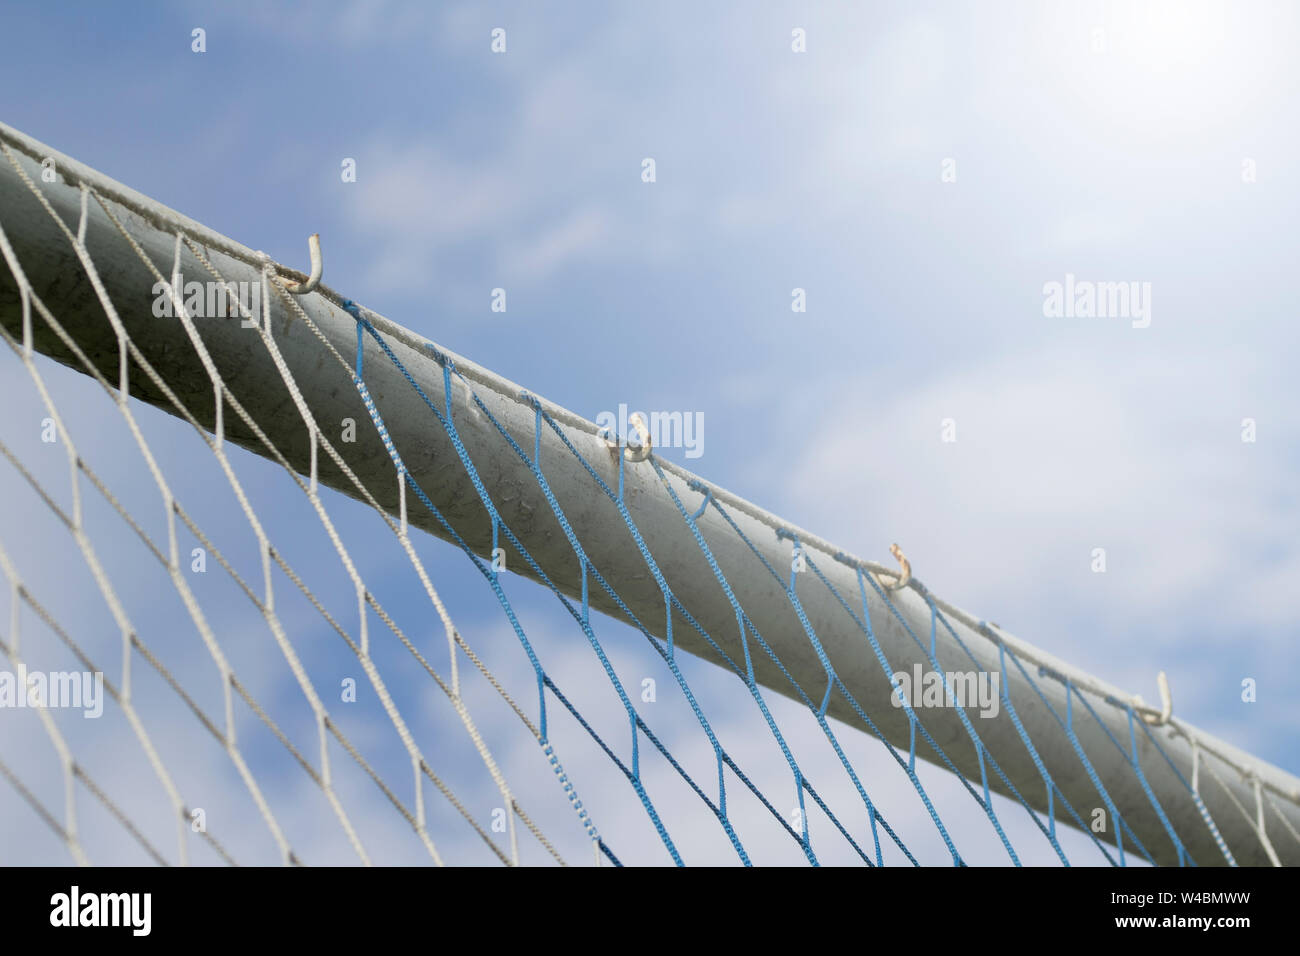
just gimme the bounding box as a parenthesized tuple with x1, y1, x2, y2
(0, 120, 1296, 867)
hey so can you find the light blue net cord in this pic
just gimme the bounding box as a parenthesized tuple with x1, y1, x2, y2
(982, 646, 1139, 867)
(911, 591, 1115, 865)
(986, 640, 1176, 866)
(723, 499, 1076, 866)
(350, 316, 607, 859)
(508, 396, 892, 865)
(1132, 719, 1236, 866)
(512, 404, 889, 864)
(653, 469, 890, 865)
(342, 304, 623, 863)
(341, 302, 1196, 867)
(993, 644, 1070, 865)
(1067, 681, 1194, 867)
(1125, 704, 1192, 867)
(346, 306, 881, 865)
(592, 420, 783, 861)
(515, 397, 914, 865)
(688, 492, 965, 865)
(840, 563, 1027, 864)
(844, 565, 1038, 863)
(497, 425, 840, 864)
(392, 335, 687, 863)
(495, 393, 784, 863)
(765, 520, 1100, 866)
(923, 600, 1166, 868)
(867, 580, 1070, 864)
(922, 604, 1073, 864)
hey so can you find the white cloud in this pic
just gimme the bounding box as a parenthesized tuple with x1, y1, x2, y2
(502, 206, 609, 280)
(787, 343, 1298, 661)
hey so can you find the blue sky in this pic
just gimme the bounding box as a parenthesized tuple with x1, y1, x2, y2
(0, 0, 1297, 865)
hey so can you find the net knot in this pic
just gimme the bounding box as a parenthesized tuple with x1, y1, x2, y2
(421, 342, 452, 369)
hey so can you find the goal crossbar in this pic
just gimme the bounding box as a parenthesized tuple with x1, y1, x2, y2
(1, 119, 1297, 866)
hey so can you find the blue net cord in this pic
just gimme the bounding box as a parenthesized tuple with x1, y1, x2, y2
(346, 304, 867, 864)
(343, 303, 628, 859)
(506, 390, 918, 863)
(653, 467, 896, 864)
(1126, 705, 1191, 867)
(1132, 718, 1235, 865)
(996, 651, 1143, 865)
(994, 644, 1069, 865)
(336, 299, 1211, 866)
(689, 491, 965, 864)
(917, 597, 1162, 866)
(369, 312, 688, 862)
(1067, 679, 1193, 867)
(714, 492, 1063, 865)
